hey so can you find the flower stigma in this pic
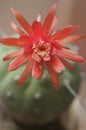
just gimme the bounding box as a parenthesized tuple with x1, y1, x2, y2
(33, 40, 51, 61)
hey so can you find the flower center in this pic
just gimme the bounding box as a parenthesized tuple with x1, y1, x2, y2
(33, 41, 51, 59)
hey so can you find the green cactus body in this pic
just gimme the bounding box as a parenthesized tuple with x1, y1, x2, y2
(0, 46, 81, 125)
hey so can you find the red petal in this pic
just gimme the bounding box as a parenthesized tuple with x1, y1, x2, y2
(18, 36, 34, 46)
(11, 22, 26, 35)
(18, 59, 33, 86)
(0, 38, 19, 46)
(61, 35, 85, 44)
(32, 20, 43, 40)
(48, 15, 58, 35)
(43, 4, 56, 35)
(8, 54, 30, 71)
(50, 25, 79, 41)
(50, 56, 65, 73)
(46, 63, 60, 90)
(32, 61, 43, 79)
(11, 8, 34, 36)
(51, 41, 62, 50)
(3, 49, 24, 61)
(59, 58, 74, 71)
(0, 37, 34, 47)
(57, 48, 84, 62)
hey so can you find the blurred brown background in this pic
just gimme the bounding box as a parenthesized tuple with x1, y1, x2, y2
(0, 0, 86, 130)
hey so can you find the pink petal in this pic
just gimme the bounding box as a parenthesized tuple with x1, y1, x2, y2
(50, 25, 79, 41)
(0, 38, 19, 46)
(11, 22, 26, 35)
(32, 20, 43, 40)
(46, 63, 60, 90)
(50, 56, 65, 73)
(43, 55, 51, 61)
(59, 58, 74, 71)
(18, 59, 33, 86)
(36, 13, 42, 22)
(3, 49, 24, 61)
(48, 15, 58, 35)
(32, 61, 43, 79)
(61, 35, 85, 44)
(8, 54, 30, 71)
(57, 48, 84, 62)
(11, 8, 34, 36)
(43, 4, 56, 35)
(32, 53, 41, 62)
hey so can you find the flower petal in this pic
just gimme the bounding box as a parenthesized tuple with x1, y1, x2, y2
(50, 25, 79, 41)
(46, 63, 60, 90)
(61, 35, 85, 44)
(43, 4, 56, 35)
(11, 8, 34, 36)
(18, 59, 33, 86)
(59, 58, 74, 70)
(0, 38, 19, 46)
(32, 61, 43, 79)
(43, 55, 51, 61)
(18, 36, 34, 46)
(48, 15, 58, 35)
(3, 49, 24, 61)
(8, 54, 30, 71)
(36, 13, 42, 22)
(32, 20, 43, 40)
(50, 56, 65, 73)
(11, 22, 26, 35)
(32, 53, 41, 62)
(51, 41, 62, 50)
(57, 48, 84, 62)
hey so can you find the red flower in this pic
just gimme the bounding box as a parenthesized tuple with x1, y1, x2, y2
(0, 4, 84, 89)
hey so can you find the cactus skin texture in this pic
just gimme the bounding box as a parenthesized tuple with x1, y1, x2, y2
(0, 46, 81, 125)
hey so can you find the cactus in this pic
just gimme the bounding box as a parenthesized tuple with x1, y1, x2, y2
(0, 45, 81, 126)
